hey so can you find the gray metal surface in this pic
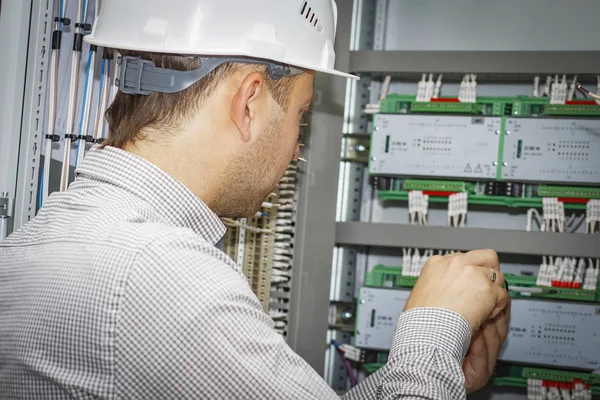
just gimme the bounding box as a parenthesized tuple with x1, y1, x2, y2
(501, 299, 600, 370)
(383, 1, 600, 52)
(502, 118, 600, 185)
(355, 287, 410, 350)
(286, 0, 354, 375)
(349, 51, 600, 78)
(12, 0, 53, 231)
(336, 222, 600, 258)
(370, 115, 501, 179)
(0, 0, 32, 234)
(355, 287, 600, 371)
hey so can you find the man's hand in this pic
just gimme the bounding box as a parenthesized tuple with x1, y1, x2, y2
(463, 304, 511, 394)
(404, 250, 510, 332)
(403, 249, 511, 394)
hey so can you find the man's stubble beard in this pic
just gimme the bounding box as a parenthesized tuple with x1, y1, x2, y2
(213, 115, 288, 218)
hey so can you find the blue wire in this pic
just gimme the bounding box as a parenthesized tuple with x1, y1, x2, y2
(38, 167, 44, 210)
(101, 59, 111, 139)
(82, 0, 88, 23)
(75, 48, 94, 168)
(59, 0, 64, 30)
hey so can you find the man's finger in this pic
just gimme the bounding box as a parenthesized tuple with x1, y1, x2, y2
(488, 284, 511, 320)
(453, 249, 500, 270)
(481, 267, 506, 288)
(482, 321, 501, 375)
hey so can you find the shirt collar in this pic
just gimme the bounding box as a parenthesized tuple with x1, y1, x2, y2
(75, 145, 226, 245)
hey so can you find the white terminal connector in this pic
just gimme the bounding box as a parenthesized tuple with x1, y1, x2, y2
(542, 75, 552, 97)
(533, 76, 540, 97)
(586, 199, 600, 234)
(416, 73, 428, 102)
(433, 74, 443, 99)
(402, 248, 412, 276)
(568, 75, 578, 101)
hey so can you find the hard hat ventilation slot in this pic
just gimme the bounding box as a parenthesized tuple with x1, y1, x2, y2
(299, 1, 322, 32)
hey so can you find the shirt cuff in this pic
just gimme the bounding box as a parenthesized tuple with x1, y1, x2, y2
(392, 308, 472, 361)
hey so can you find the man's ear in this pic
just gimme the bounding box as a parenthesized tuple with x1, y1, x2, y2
(230, 72, 266, 143)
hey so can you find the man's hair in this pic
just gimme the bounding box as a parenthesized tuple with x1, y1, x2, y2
(104, 50, 300, 149)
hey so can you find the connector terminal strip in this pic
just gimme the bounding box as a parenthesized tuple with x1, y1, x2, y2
(365, 265, 600, 302)
(375, 178, 600, 210)
(379, 94, 600, 117)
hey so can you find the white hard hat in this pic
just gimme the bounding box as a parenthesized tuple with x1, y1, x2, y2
(85, 0, 358, 82)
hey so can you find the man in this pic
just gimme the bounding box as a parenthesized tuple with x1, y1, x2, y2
(0, 0, 510, 398)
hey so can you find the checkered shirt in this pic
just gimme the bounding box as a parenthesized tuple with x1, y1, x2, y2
(0, 146, 471, 399)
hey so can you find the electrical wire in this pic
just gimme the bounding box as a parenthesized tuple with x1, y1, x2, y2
(75, 45, 95, 167)
(577, 83, 600, 100)
(60, 0, 86, 191)
(41, 0, 66, 206)
(331, 340, 358, 388)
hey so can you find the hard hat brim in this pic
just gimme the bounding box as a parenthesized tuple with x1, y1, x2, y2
(85, 37, 359, 81)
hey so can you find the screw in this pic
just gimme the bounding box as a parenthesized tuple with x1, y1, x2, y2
(493, 161, 498, 166)
(495, 130, 500, 135)
(341, 311, 353, 320)
(503, 162, 508, 167)
(371, 156, 377, 162)
(355, 144, 366, 152)
(374, 126, 380, 131)
(360, 299, 365, 304)
(505, 131, 511, 135)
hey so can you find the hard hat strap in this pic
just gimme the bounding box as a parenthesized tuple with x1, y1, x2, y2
(115, 55, 304, 96)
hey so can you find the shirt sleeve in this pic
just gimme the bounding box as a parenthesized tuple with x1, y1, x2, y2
(342, 309, 472, 400)
(115, 231, 471, 400)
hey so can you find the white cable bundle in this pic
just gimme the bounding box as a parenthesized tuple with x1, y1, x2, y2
(550, 74, 568, 105)
(567, 75, 578, 101)
(93, 51, 111, 142)
(409, 249, 421, 277)
(568, 257, 578, 286)
(583, 259, 599, 291)
(424, 74, 435, 102)
(526, 208, 545, 232)
(560, 75, 568, 103)
(458, 74, 477, 103)
(458, 74, 468, 103)
(543, 198, 565, 232)
(42, 0, 69, 205)
(550, 74, 561, 104)
(402, 248, 412, 276)
(432, 74, 443, 99)
(527, 379, 544, 400)
(533, 76, 540, 98)
(575, 258, 586, 288)
(60, 0, 86, 192)
(541, 75, 552, 97)
(408, 190, 429, 226)
(548, 385, 561, 400)
(416, 73, 428, 102)
(448, 192, 468, 227)
(585, 199, 600, 234)
(537, 256, 547, 286)
(549, 257, 561, 287)
(364, 74, 391, 114)
(467, 74, 477, 103)
(559, 386, 572, 400)
(339, 344, 363, 363)
(75, 45, 97, 167)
